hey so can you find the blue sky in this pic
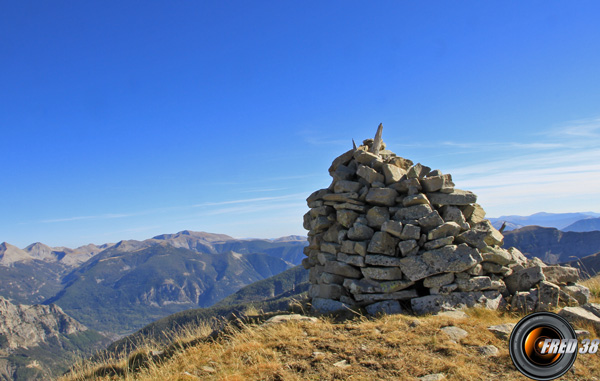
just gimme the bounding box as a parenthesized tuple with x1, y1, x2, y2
(2, 2, 600, 248)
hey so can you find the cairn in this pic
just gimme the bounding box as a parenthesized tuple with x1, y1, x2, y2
(302, 125, 590, 315)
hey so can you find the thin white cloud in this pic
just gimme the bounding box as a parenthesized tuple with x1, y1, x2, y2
(239, 187, 290, 193)
(41, 213, 135, 223)
(193, 193, 306, 207)
(444, 117, 600, 217)
(547, 117, 600, 138)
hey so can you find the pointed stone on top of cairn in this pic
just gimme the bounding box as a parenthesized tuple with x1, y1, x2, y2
(369, 123, 384, 156)
(303, 125, 589, 315)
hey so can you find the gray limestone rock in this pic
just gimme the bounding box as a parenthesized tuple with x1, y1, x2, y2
(480, 246, 512, 266)
(367, 232, 398, 255)
(312, 298, 353, 314)
(333, 203, 367, 212)
(323, 192, 361, 204)
(354, 150, 381, 165)
(344, 278, 414, 294)
(365, 300, 403, 315)
(340, 240, 356, 254)
(411, 291, 502, 315)
(421, 175, 449, 193)
(317, 252, 336, 266)
(504, 265, 546, 294)
(507, 247, 528, 266)
(324, 260, 362, 278)
(354, 241, 368, 256)
(321, 242, 340, 254)
(583, 303, 600, 318)
(403, 193, 430, 207)
(488, 323, 515, 340)
(381, 220, 403, 238)
(394, 204, 433, 221)
(462, 203, 486, 224)
(481, 262, 512, 276)
(365, 254, 403, 267)
(538, 281, 560, 311)
(337, 252, 366, 267)
(419, 374, 446, 381)
(336, 209, 358, 229)
(407, 163, 431, 179)
(357, 164, 384, 184)
(427, 189, 477, 206)
(382, 163, 406, 185)
(319, 272, 345, 285)
(511, 290, 538, 313)
(307, 188, 330, 204)
(389, 178, 422, 194)
(332, 164, 356, 182)
(399, 224, 421, 241)
(440, 326, 468, 341)
(400, 244, 482, 282)
(456, 276, 492, 292)
(361, 266, 404, 281)
(427, 222, 461, 241)
(440, 206, 469, 230)
(543, 266, 580, 285)
(309, 284, 344, 299)
(477, 345, 499, 357)
(417, 211, 445, 232)
(329, 149, 355, 175)
(366, 206, 390, 229)
(423, 273, 455, 288)
(310, 216, 334, 234)
(398, 239, 418, 256)
(423, 236, 454, 250)
(347, 223, 375, 241)
(561, 284, 590, 306)
(558, 307, 600, 331)
(334, 180, 362, 194)
(365, 188, 398, 206)
(354, 289, 419, 302)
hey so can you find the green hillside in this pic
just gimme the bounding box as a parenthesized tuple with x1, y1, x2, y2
(47, 244, 293, 335)
(106, 265, 309, 353)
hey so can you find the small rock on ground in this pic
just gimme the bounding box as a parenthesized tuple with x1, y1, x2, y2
(419, 374, 446, 381)
(333, 359, 351, 368)
(440, 326, 468, 341)
(487, 323, 515, 340)
(436, 310, 469, 319)
(263, 314, 318, 324)
(477, 345, 499, 356)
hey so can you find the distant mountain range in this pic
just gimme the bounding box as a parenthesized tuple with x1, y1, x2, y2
(0, 231, 307, 336)
(503, 226, 600, 264)
(489, 212, 600, 232)
(563, 217, 600, 232)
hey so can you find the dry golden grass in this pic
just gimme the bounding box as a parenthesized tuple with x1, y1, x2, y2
(63, 310, 600, 380)
(64, 275, 600, 381)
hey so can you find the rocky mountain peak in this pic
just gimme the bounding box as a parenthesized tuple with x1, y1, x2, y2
(0, 296, 87, 350)
(24, 242, 59, 262)
(0, 242, 33, 266)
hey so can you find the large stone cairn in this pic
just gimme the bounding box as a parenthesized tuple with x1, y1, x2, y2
(302, 125, 589, 315)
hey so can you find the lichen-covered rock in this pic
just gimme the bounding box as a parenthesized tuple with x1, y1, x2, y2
(411, 291, 502, 315)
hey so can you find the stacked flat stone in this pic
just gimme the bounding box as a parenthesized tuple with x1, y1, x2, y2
(302, 133, 589, 315)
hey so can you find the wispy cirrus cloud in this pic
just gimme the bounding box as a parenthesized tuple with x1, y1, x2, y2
(445, 117, 600, 216)
(41, 213, 136, 223)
